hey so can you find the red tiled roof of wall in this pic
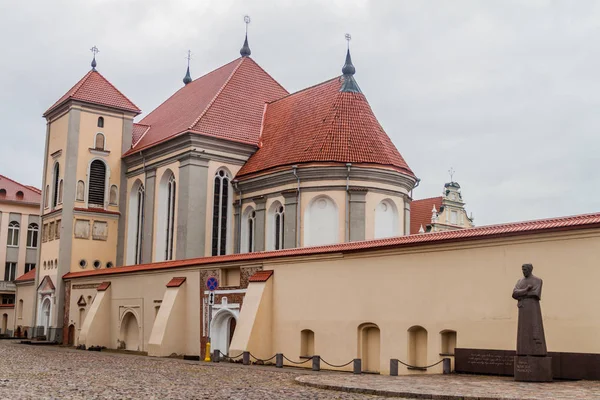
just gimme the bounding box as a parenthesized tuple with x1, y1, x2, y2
(0, 174, 42, 204)
(15, 269, 36, 282)
(410, 196, 443, 234)
(248, 270, 273, 282)
(125, 57, 288, 155)
(236, 76, 415, 178)
(97, 282, 111, 291)
(166, 277, 187, 288)
(44, 70, 140, 117)
(63, 212, 600, 280)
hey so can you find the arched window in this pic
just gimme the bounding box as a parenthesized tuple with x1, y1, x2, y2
(304, 195, 339, 247)
(97, 116, 104, 128)
(109, 185, 118, 205)
(27, 223, 39, 248)
(18, 299, 23, 319)
(88, 159, 107, 207)
(211, 169, 230, 256)
(155, 171, 176, 262)
(300, 329, 314, 357)
(267, 202, 285, 251)
(52, 162, 60, 208)
(57, 180, 63, 204)
(7, 222, 19, 246)
(95, 133, 105, 150)
(127, 180, 145, 265)
(76, 180, 85, 201)
(0, 189, 5, 198)
(241, 208, 256, 253)
(374, 199, 399, 239)
(16, 191, 24, 200)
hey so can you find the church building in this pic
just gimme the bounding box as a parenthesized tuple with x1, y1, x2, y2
(19, 25, 600, 376)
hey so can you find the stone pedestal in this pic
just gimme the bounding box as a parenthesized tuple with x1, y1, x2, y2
(514, 356, 553, 382)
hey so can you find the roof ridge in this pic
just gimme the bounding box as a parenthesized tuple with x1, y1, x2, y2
(188, 58, 245, 130)
(268, 76, 341, 105)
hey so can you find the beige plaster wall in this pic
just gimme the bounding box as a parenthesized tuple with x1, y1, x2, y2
(70, 215, 119, 272)
(14, 282, 35, 333)
(71, 268, 201, 355)
(259, 229, 600, 375)
(0, 306, 15, 335)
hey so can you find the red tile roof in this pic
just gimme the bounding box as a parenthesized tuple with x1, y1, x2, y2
(166, 277, 186, 288)
(237, 76, 415, 178)
(248, 270, 273, 282)
(97, 282, 111, 291)
(0, 174, 41, 204)
(132, 123, 150, 146)
(125, 57, 288, 155)
(410, 197, 443, 234)
(15, 268, 36, 283)
(63, 212, 600, 280)
(44, 70, 141, 117)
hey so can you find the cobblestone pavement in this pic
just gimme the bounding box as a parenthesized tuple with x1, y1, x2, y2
(0, 341, 398, 400)
(297, 373, 600, 399)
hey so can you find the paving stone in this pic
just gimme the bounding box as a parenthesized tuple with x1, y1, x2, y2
(0, 341, 394, 399)
(297, 373, 600, 399)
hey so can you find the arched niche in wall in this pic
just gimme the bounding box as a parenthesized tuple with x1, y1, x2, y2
(304, 195, 339, 247)
(374, 199, 399, 239)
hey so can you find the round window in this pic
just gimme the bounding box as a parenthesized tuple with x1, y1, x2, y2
(93, 260, 101, 269)
(106, 262, 114, 268)
(79, 260, 87, 269)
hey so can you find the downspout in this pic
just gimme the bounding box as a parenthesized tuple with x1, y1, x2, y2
(345, 163, 352, 242)
(232, 180, 242, 254)
(292, 165, 300, 248)
(407, 177, 421, 236)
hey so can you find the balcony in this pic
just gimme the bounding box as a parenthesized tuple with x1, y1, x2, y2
(0, 281, 16, 293)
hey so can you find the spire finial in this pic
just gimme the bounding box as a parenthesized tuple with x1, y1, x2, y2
(183, 50, 192, 85)
(448, 167, 455, 183)
(240, 15, 252, 57)
(340, 33, 361, 93)
(90, 45, 99, 71)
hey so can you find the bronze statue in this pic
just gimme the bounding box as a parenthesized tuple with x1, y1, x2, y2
(512, 263, 547, 356)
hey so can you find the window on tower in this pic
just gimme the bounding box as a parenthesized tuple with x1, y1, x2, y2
(52, 162, 60, 208)
(97, 116, 104, 128)
(211, 169, 230, 256)
(88, 159, 107, 207)
(95, 133, 105, 150)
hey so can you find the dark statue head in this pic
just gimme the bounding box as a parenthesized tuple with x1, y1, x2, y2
(522, 263, 533, 277)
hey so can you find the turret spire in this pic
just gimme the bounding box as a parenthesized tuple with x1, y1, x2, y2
(240, 15, 252, 57)
(183, 50, 192, 85)
(340, 34, 361, 93)
(90, 45, 99, 71)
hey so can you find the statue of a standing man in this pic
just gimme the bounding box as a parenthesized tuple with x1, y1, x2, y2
(512, 263, 547, 356)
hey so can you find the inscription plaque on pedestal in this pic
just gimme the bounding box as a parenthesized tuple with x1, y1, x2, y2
(514, 356, 553, 382)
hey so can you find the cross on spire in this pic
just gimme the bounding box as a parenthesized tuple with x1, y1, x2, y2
(448, 167, 455, 182)
(345, 33, 351, 49)
(90, 45, 99, 71)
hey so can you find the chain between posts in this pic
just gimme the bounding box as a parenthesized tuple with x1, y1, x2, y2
(320, 358, 355, 368)
(249, 352, 277, 363)
(393, 358, 445, 369)
(282, 355, 313, 365)
(217, 350, 243, 361)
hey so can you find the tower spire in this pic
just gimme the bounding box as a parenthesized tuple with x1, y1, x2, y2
(340, 34, 361, 93)
(240, 15, 252, 57)
(90, 45, 99, 71)
(183, 50, 192, 85)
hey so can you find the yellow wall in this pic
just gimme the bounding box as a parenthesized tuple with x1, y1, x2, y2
(70, 215, 119, 272)
(14, 282, 34, 333)
(43, 112, 68, 214)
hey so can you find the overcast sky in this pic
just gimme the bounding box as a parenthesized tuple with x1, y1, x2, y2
(1, 0, 598, 225)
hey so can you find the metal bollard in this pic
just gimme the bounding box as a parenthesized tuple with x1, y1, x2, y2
(443, 357, 451, 374)
(212, 349, 220, 362)
(276, 353, 283, 368)
(353, 359, 362, 374)
(312, 355, 321, 371)
(243, 351, 250, 365)
(390, 359, 399, 376)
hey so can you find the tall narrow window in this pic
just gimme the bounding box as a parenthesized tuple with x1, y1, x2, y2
(52, 163, 60, 207)
(88, 160, 107, 206)
(275, 206, 284, 250)
(165, 175, 176, 260)
(26, 223, 39, 248)
(97, 116, 104, 128)
(247, 211, 256, 253)
(135, 184, 145, 264)
(18, 300, 23, 318)
(4, 262, 16, 281)
(211, 170, 229, 256)
(44, 185, 49, 208)
(7, 222, 19, 246)
(95, 133, 105, 150)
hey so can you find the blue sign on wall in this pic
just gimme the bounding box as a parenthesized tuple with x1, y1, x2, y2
(206, 277, 218, 291)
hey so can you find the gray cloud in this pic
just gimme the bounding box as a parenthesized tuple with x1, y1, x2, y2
(1, 0, 598, 225)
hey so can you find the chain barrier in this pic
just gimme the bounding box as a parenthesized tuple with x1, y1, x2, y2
(282, 355, 313, 365)
(249, 352, 277, 363)
(394, 358, 445, 369)
(217, 350, 243, 361)
(320, 358, 354, 368)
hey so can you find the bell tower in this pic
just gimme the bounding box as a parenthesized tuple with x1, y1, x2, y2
(33, 48, 140, 342)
